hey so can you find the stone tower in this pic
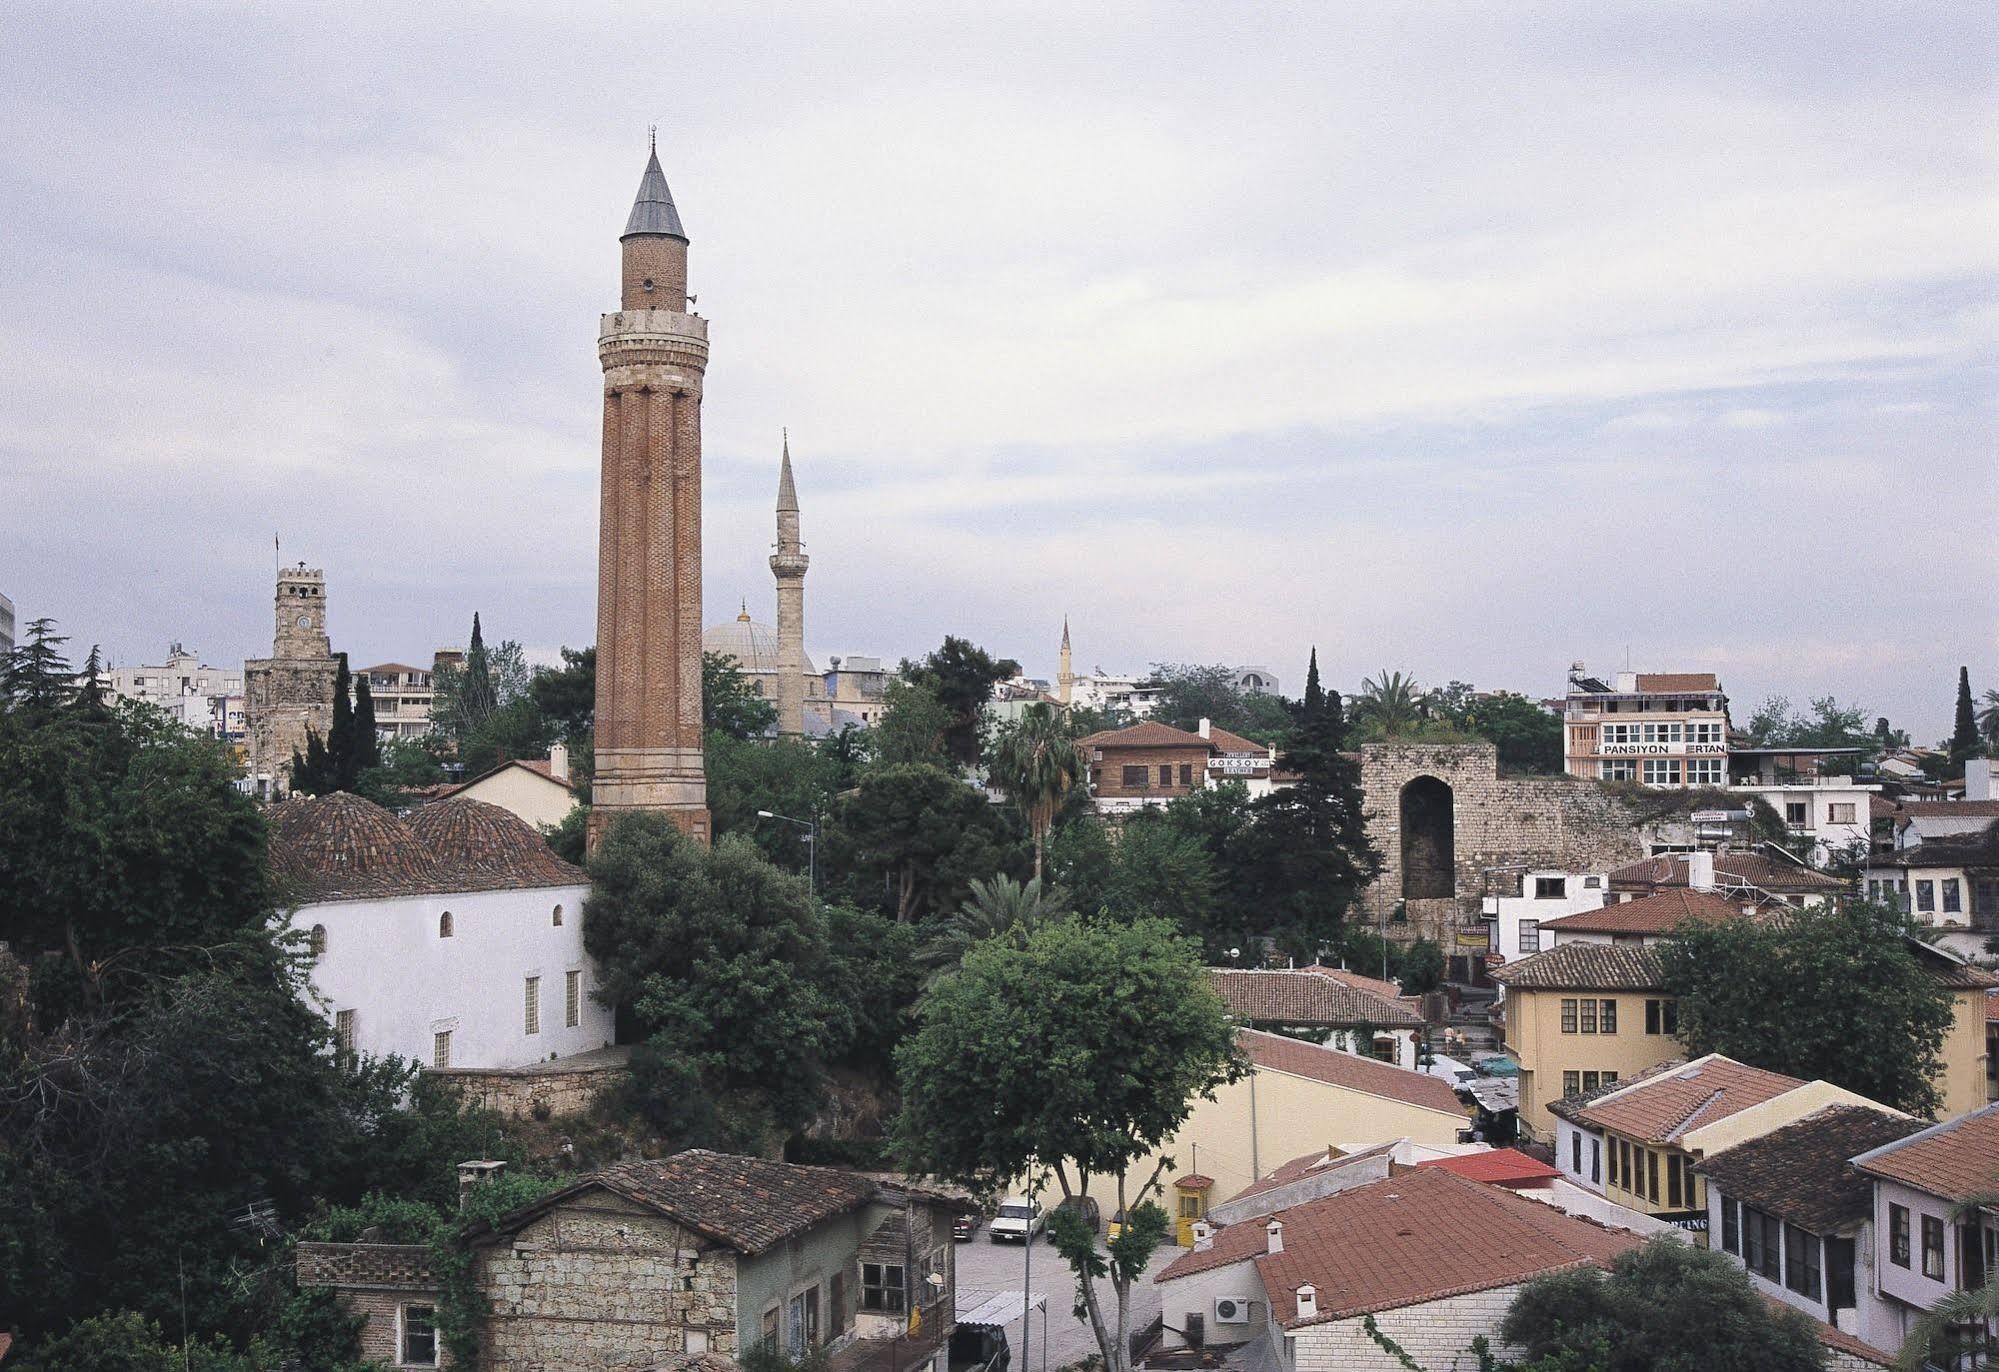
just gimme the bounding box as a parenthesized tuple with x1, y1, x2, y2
(588, 141, 711, 850)
(1057, 617, 1074, 705)
(244, 561, 339, 798)
(770, 431, 809, 737)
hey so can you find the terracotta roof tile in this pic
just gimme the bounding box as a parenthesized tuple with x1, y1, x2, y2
(1161, 1169, 1640, 1322)
(1547, 1058, 1687, 1124)
(1573, 1055, 1803, 1145)
(1415, 1149, 1561, 1186)
(1487, 943, 1667, 991)
(1302, 966, 1414, 1005)
(583, 1150, 880, 1254)
(1695, 1105, 1920, 1234)
(1540, 889, 1742, 936)
(1076, 720, 1212, 751)
(1633, 673, 1720, 693)
(1609, 851, 1846, 893)
(1219, 1143, 1397, 1208)
(1209, 969, 1423, 1029)
(1239, 1030, 1463, 1114)
(269, 792, 581, 904)
(407, 797, 585, 891)
(1850, 1101, 1999, 1203)
(1204, 725, 1273, 756)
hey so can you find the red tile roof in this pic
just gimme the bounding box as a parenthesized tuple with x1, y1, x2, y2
(1160, 1169, 1640, 1324)
(269, 792, 583, 903)
(1204, 725, 1273, 756)
(1633, 673, 1720, 693)
(1573, 1055, 1804, 1145)
(1987, 989, 1998, 1024)
(1415, 1149, 1560, 1187)
(1850, 1101, 1999, 1204)
(1539, 889, 1743, 937)
(1209, 969, 1424, 1029)
(1609, 851, 1846, 893)
(436, 756, 577, 799)
(1895, 800, 1999, 818)
(1239, 1030, 1463, 1115)
(1077, 720, 1212, 751)
(1302, 966, 1413, 1005)
(1487, 943, 1667, 991)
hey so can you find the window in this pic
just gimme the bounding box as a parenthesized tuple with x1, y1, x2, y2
(1976, 881, 1999, 919)
(1578, 999, 1598, 1034)
(566, 970, 582, 1028)
(1535, 877, 1567, 899)
(1583, 875, 1602, 889)
(1600, 759, 1636, 781)
(1744, 1205, 1766, 1271)
(1785, 802, 1808, 826)
(1744, 1207, 1781, 1281)
(1686, 759, 1723, 785)
(309, 924, 327, 960)
(432, 1031, 451, 1068)
(1563, 1070, 1580, 1097)
(552, 903, 564, 926)
(524, 976, 541, 1035)
(1643, 759, 1682, 785)
(829, 1271, 847, 1335)
(1572, 1132, 1582, 1173)
(1828, 803, 1856, 824)
(1646, 1150, 1660, 1206)
(1641, 722, 1682, 744)
(1561, 998, 1578, 1033)
(1159, 764, 1172, 786)
(1590, 1138, 1601, 1184)
(1889, 1204, 1910, 1268)
(1179, 763, 1193, 786)
(1519, 919, 1540, 954)
(1921, 1214, 1945, 1280)
(1580, 1070, 1614, 1093)
(1599, 999, 1617, 1034)
(1721, 1197, 1740, 1255)
(1178, 1194, 1201, 1218)
(1645, 998, 1678, 1036)
(1121, 765, 1147, 787)
(1827, 1238, 1856, 1311)
(1607, 1138, 1621, 1189)
(439, 910, 453, 938)
(1916, 881, 1935, 913)
(1620, 1140, 1634, 1194)
(1690, 721, 1724, 745)
(762, 1307, 779, 1346)
(1942, 879, 1962, 914)
(1602, 723, 1636, 745)
(861, 1262, 905, 1314)
(1785, 1226, 1821, 1301)
(1667, 1152, 1683, 1208)
(400, 1304, 438, 1366)
(334, 1009, 357, 1065)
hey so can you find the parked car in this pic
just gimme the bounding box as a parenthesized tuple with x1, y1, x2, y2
(952, 1210, 981, 1241)
(1105, 1208, 1128, 1241)
(1047, 1194, 1100, 1240)
(987, 1196, 1043, 1243)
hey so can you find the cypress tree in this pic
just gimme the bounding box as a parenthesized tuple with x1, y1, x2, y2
(1302, 646, 1325, 719)
(1950, 666, 1980, 762)
(290, 728, 337, 796)
(329, 654, 358, 792)
(353, 674, 380, 774)
(462, 612, 497, 729)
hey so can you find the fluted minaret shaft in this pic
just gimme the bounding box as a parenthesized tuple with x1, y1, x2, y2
(770, 432, 809, 737)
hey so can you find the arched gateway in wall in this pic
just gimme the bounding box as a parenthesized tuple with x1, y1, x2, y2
(1399, 775, 1456, 900)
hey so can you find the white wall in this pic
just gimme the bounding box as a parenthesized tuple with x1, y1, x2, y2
(1156, 1258, 1272, 1350)
(1293, 1285, 1529, 1371)
(289, 881, 610, 1069)
(1490, 871, 1608, 966)
(1553, 1118, 1605, 1193)
(1871, 1177, 1964, 1314)
(1707, 1189, 1900, 1351)
(1729, 782, 1877, 865)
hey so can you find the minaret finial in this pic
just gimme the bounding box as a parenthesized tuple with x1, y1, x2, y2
(649, 124, 657, 154)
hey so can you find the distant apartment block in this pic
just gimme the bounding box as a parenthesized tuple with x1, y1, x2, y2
(0, 590, 13, 655)
(1563, 666, 1730, 787)
(108, 643, 246, 740)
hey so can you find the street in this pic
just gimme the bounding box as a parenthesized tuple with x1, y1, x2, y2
(955, 1222, 1178, 1372)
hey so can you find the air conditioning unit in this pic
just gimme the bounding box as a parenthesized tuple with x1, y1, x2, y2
(1213, 1297, 1249, 1324)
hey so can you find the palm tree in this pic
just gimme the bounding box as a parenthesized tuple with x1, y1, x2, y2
(916, 875, 1068, 987)
(989, 703, 1082, 879)
(1896, 1191, 1999, 1371)
(1978, 689, 1999, 749)
(1352, 670, 1426, 738)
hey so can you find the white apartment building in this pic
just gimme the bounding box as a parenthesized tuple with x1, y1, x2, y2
(1068, 671, 1164, 718)
(108, 644, 246, 740)
(1563, 666, 1730, 788)
(1481, 868, 1610, 967)
(1728, 750, 1878, 865)
(362, 661, 441, 741)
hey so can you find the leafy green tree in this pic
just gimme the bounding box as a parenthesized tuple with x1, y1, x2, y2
(1146, 663, 1295, 745)
(583, 817, 852, 1152)
(1950, 666, 1981, 762)
(1046, 813, 1117, 914)
(706, 731, 835, 871)
(704, 650, 778, 740)
(869, 677, 951, 766)
(987, 702, 1082, 879)
(288, 726, 339, 796)
(1, 617, 75, 711)
(1102, 815, 1222, 947)
(823, 763, 1027, 923)
(1501, 1237, 1824, 1371)
(896, 916, 1243, 1372)
(461, 611, 497, 728)
(1659, 901, 1953, 1115)
(530, 645, 596, 744)
(917, 875, 1070, 986)
(900, 637, 1020, 769)
(1397, 937, 1445, 995)
(355, 736, 449, 809)
(1435, 689, 1564, 775)
(1352, 669, 1426, 737)
(1744, 695, 1877, 774)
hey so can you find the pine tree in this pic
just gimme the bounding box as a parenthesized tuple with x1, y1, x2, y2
(71, 646, 111, 722)
(1950, 666, 1980, 762)
(352, 674, 380, 774)
(2, 618, 74, 713)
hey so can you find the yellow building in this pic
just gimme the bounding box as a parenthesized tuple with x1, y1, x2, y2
(1490, 943, 1683, 1143)
(1083, 1028, 1467, 1225)
(1907, 941, 1999, 1117)
(435, 749, 581, 833)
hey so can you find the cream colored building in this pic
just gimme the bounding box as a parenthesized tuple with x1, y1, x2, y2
(1083, 1029, 1467, 1220)
(435, 745, 580, 832)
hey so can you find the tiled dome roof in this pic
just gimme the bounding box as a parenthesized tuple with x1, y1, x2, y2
(268, 792, 438, 902)
(407, 797, 584, 891)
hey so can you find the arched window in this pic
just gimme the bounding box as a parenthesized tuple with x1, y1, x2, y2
(439, 910, 454, 939)
(1399, 775, 1457, 900)
(552, 904, 564, 927)
(309, 924, 327, 960)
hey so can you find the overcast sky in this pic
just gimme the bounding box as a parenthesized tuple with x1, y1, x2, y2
(3, 4, 1993, 738)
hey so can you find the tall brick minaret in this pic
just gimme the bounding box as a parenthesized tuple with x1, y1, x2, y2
(770, 431, 809, 737)
(588, 139, 710, 849)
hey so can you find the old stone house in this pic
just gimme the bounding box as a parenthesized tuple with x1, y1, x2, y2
(300, 1151, 968, 1372)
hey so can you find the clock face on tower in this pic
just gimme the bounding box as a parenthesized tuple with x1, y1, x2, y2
(297, 614, 312, 628)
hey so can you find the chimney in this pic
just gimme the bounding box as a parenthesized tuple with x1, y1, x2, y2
(1295, 1284, 1317, 1320)
(1687, 850, 1715, 892)
(458, 1159, 507, 1210)
(1199, 717, 1212, 739)
(549, 741, 570, 782)
(1266, 1219, 1284, 1254)
(1615, 670, 1637, 692)
(1191, 1220, 1214, 1252)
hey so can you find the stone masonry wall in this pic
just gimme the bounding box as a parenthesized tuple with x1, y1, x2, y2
(1294, 1284, 1528, 1371)
(428, 1061, 630, 1120)
(244, 656, 338, 787)
(296, 1243, 441, 1368)
(477, 1192, 736, 1371)
(1358, 743, 1645, 946)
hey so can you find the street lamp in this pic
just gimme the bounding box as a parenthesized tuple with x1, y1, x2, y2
(755, 809, 817, 896)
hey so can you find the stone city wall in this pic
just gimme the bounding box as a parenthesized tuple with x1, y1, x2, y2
(428, 1060, 630, 1120)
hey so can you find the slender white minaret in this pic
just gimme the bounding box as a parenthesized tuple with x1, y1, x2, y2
(770, 431, 809, 737)
(1058, 616, 1074, 705)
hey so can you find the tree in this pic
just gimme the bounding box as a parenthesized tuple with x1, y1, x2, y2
(1101, 815, 1222, 947)
(917, 874, 1070, 986)
(1501, 1237, 1825, 1371)
(706, 732, 834, 872)
(328, 654, 357, 787)
(823, 763, 1027, 923)
(896, 916, 1243, 1372)
(1351, 669, 1426, 737)
(869, 677, 951, 766)
(289, 726, 339, 796)
(1950, 666, 1981, 762)
(1442, 690, 1564, 775)
(901, 637, 1019, 769)
(1147, 663, 1294, 746)
(1, 617, 75, 711)
(1744, 695, 1877, 774)
(350, 672, 380, 776)
(1046, 813, 1117, 915)
(530, 646, 596, 744)
(461, 612, 497, 728)
(1659, 901, 1954, 1115)
(987, 703, 1082, 879)
(583, 816, 853, 1152)
(705, 650, 778, 741)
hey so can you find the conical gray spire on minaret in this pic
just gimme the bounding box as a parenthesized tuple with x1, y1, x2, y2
(622, 141, 688, 242)
(771, 431, 809, 736)
(777, 428, 800, 513)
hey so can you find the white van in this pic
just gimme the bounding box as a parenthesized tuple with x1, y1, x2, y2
(988, 1196, 1043, 1244)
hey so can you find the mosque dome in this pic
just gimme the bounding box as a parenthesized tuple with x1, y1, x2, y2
(702, 605, 817, 677)
(407, 797, 584, 891)
(268, 791, 438, 901)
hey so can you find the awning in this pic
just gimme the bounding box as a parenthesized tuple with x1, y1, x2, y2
(956, 1288, 1050, 1326)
